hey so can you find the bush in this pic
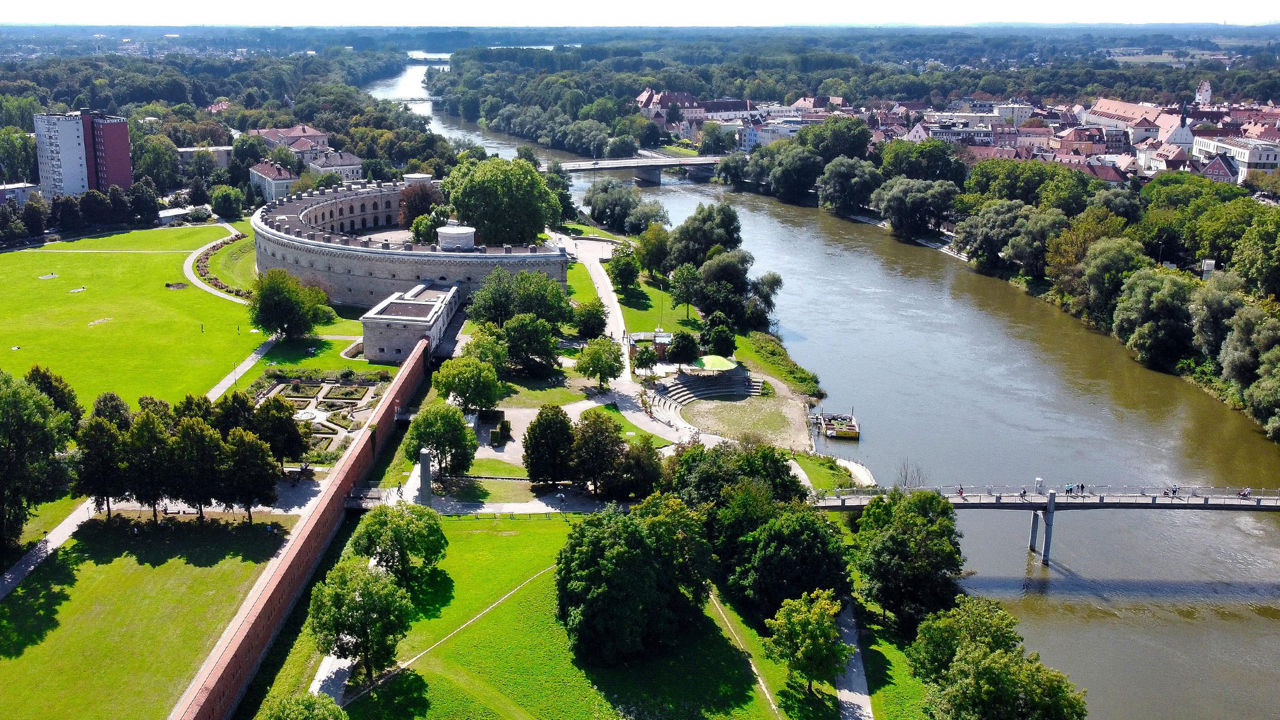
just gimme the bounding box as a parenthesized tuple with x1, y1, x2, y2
(489, 427, 502, 446)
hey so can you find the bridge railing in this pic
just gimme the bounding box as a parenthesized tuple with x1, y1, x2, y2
(812, 484, 1280, 501)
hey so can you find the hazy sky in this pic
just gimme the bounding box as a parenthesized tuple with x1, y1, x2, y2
(4, 0, 1280, 28)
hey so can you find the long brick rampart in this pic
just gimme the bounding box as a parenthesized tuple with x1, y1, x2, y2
(169, 339, 429, 720)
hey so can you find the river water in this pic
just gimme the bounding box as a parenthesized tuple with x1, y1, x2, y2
(369, 64, 1280, 719)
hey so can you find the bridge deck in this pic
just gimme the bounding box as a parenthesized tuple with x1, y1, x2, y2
(814, 491, 1280, 512)
(559, 156, 724, 171)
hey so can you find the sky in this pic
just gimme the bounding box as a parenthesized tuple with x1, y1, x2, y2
(3, 0, 1280, 28)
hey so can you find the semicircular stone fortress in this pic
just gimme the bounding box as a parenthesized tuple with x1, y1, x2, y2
(251, 176, 568, 308)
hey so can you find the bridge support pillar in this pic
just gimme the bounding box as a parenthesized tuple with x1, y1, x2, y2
(1028, 511, 1040, 551)
(1040, 491, 1056, 565)
(634, 167, 662, 185)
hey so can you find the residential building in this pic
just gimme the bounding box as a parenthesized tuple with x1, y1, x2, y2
(995, 103, 1034, 127)
(756, 118, 804, 146)
(636, 89, 703, 121)
(1136, 141, 1190, 175)
(1127, 116, 1160, 145)
(700, 99, 755, 122)
(791, 96, 844, 111)
(34, 110, 132, 197)
(0, 182, 37, 205)
(1196, 81, 1212, 106)
(307, 151, 363, 182)
(247, 124, 329, 161)
(177, 145, 233, 172)
(1081, 98, 1162, 131)
(1049, 126, 1107, 155)
(249, 161, 298, 202)
(1154, 114, 1195, 150)
(1197, 154, 1238, 184)
(1016, 127, 1053, 149)
(1191, 137, 1280, 183)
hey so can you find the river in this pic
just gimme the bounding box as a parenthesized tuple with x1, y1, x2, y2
(369, 63, 1280, 719)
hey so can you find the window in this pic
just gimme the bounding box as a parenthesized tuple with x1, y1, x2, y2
(360, 203, 366, 212)
(385, 200, 392, 210)
(338, 206, 344, 216)
(386, 214, 393, 225)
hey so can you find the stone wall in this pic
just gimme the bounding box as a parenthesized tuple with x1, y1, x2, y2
(168, 339, 429, 720)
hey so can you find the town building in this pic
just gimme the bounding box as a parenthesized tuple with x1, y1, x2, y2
(791, 96, 844, 111)
(636, 89, 703, 122)
(247, 124, 329, 161)
(0, 182, 37, 205)
(361, 283, 462, 363)
(700, 99, 756, 122)
(307, 151, 363, 182)
(1197, 154, 1239, 184)
(1190, 137, 1280, 183)
(248, 162, 298, 203)
(1154, 114, 1195, 150)
(1049, 126, 1107, 155)
(1081, 98, 1163, 131)
(177, 145, 233, 172)
(34, 110, 132, 197)
(1196, 81, 1212, 106)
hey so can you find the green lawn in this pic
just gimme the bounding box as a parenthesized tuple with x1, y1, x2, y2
(497, 372, 589, 408)
(0, 228, 263, 403)
(0, 515, 291, 720)
(0, 495, 86, 568)
(325, 306, 366, 336)
(582, 403, 673, 448)
(561, 222, 629, 243)
(660, 144, 700, 157)
(468, 458, 529, 478)
(682, 396, 797, 446)
(231, 337, 395, 394)
(46, 225, 227, 252)
(734, 332, 822, 397)
(793, 454, 855, 492)
(617, 278, 700, 334)
(566, 262, 598, 304)
(208, 235, 258, 294)
(345, 516, 780, 720)
(861, 619, 928, 720)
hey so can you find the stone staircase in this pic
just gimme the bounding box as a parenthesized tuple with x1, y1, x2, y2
(657, 368, 764, 406)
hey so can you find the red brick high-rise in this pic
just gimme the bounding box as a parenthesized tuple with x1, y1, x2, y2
(82, 111, 132, 192)
(35, 109, 132, 197)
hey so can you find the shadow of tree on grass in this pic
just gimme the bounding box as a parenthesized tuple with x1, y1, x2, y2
(345, 669, 431, 720)
(0, 545, 77, 658)
(779, 675, 841, 720)
(581, 612, 757, 720)
(406, 566, 454, 623)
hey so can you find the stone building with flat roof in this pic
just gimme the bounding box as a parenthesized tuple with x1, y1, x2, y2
(361, 283, 461, 363)
(251, 177, 568, 308)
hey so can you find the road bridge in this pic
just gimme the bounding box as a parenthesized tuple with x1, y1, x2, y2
(816, 485, 1280, 564)
(558, 155, 724, 184)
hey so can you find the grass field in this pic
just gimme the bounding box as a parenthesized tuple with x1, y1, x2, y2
(0, 515, 291, 720)
(617, 278, 700, 334)
(566, 262, 598, 304)
(793, 454, 854, 492)
(734, 332, 822, 397)
(341, 517, 784, 720)
(660, 144, 700, 157)
(231, 337, 395, 394)
(0, 227, 263, 403)
(497, 371, 589, 408)
(468, 458, 529, 478)
(208, 229, 257, 295)
(0, 495, 86, 568)
(683, 395, 799, 447)
(582, 403, 673, 448)
(861, 619, 928, 720)
(561, 222, 629, 243)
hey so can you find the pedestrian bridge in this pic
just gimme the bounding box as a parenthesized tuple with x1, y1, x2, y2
(558, 156, 724, 184)
(815, 485, 1280, 563)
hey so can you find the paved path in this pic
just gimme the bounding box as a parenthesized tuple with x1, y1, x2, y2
(182, 223, 249, 306)
(0, 499, 94, 601)
(205, 339, 278, 401)
(836, 607, 875, 719)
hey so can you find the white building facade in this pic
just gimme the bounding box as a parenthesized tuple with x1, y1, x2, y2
(34, 113, 89, 197)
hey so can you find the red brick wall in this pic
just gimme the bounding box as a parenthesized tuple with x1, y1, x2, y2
(170, 340, 428, 720)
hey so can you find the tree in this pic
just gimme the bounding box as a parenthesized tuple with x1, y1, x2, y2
(307, 560, 413, 682)
(605, 134, 638, 158)
(1112, 268, 1196, 371)
(543, 161, 577, 220)
(523, 405, 575, 485)
(1080, 237, 1153, 331)
(404, 402, 477, 478)
(817, 156, 883, 214)
(870, 177, 958, 237)
(668, 202, 742, 268)
(213, 390, 256, 438)
(108, 185, 132, 224)
(433, 357, 501, 412)
(879, 138, 965, 183)
(1088, 186, 1142, 224)
(188, 176, 210, 206)
(1235, 207, 1280, 298)
(502, 313, 560, 373)
(254, 395, 308, 468)
(798, 114, 873, 164)
(616, 437, 665, 502)
(351, 502, 448, 584)
(574, 297, 607, 340)
(623, 201, 669, 236)
(124, 410, 173, 523)
(573, 409, 626, 496)
(716, 152, 750, 190)
(928, 644, 1088, 720)
(667, 330, 700, 367)
(172, 416, 226, 521)
(952, 200, 1026, 273)
(259, 694, 348, 720)
(764, 589, 853, 693)
(729, 509, 850, 615)
(251, 268, 327, 339)
(636, 223, 670, 277)
(175, 394, 215, 424)
(1046, 206, 1129, 301)
(24, 365, 81, 427)
(399, 181, 445, 227)
(136, 135, 181, 191)
(669, 263, 702, 319)
(854, 488, 963, 628)
(1191, 272, 1245, 363)
(52, 194, 83, 233)
(0, 372, 73, 546)
(704, 325, 736, 357)
(907, 595, 1023, 685)
(79, 190, 111, 226)
(699, 122, 738, 155)
(409, 209, 448, 243)
(768, 145, 825, 204)
(129, 180, 160, 226)
(462, 323, 509, 371)
(21, 195, 47, 236)
(210, 185, 244, 220)
(578, 337, 624, 390)
(634, 345, 659, 375)
(222, 427, 279, 522)
(470, 268, 572, 328)
(607, 249, 641, 290)
(91, 392, 133, 431)
(188, 149, 217, 181)
(443, 157, 558, 244)
(584, 178, 640, 234)
(631, 492, 712, 601)
(75, 416, 127, 517)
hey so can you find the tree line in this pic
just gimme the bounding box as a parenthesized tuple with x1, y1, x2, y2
(0, 179, 163, 245)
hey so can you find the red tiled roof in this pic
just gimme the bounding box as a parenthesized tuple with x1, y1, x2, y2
(250, 162, 297, 181)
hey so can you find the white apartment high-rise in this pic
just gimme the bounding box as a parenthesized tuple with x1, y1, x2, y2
(34, 113, 90, 198)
